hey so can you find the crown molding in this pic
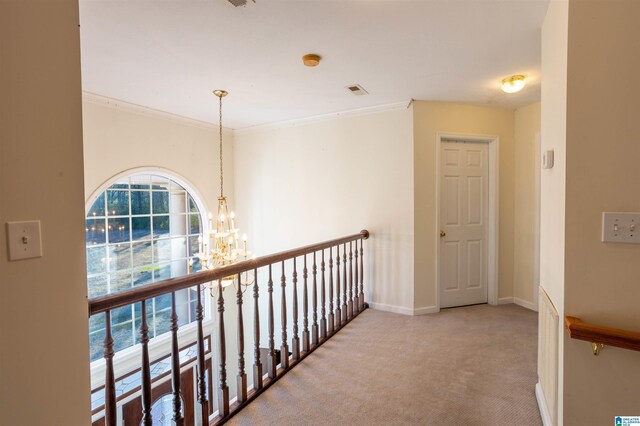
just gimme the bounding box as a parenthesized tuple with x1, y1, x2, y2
(83, 92, 412, 136)
(82, 92, 233, 134)
(234, 99, 413, 135)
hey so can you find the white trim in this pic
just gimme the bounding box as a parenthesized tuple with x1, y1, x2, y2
(413, 305, 440, 315)
(533, 131, 542, 312)
(368, 302, 414, 316)
(234, 100, 412, 134)
(536, 382, 554, 426)
(82, 91, 233, 133)
(435, 133, 500, 309)
(498, 297, 514, 305)
(369, 303, 439, 316)
(514, 296, 537, 312)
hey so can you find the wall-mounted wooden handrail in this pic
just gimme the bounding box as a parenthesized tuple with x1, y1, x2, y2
(565, 316, 640, 353)
(88, 230, 369, 316)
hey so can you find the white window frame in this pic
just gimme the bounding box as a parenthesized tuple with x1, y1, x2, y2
(85, 167, 215, 388)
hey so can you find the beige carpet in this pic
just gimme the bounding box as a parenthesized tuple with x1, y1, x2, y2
(228, 304, 542, 426)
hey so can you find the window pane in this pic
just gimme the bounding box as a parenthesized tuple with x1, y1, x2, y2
(111, 305, 133, 326)
(109, 271, 132, 293)
(88, 274, 108, 298)
(86, 219, 106, 245)
(88, 193, 105, 217)
(153, 215, 170, 238)
(152, 191, 169, 214)
(153, 239, 171, 264)
(150, 175, 169, 190)
(189, 214, 201, 235)
(108, 218, 130, 243)
(108, 243, 132, 271)
(130, 191, 150, 215)
(132, 216, 151, 241)
(109, 179, 129, 190)
(112, 321, 134, 353)
(132, 266, 154, 287)
(130, 175, 150, 190)
(187, 235, 200, 257)
(188, 195, 198, 213)
(107, 190, 129, 216)
(132, 241, 152, 266)
(153, 308, 172, 337)
(89, 329, 106, 362)
(89, 313, 106, 334)
(155, 293, 172, 311)
(86, 246, 107, 275)
(154, 262, 172, 281)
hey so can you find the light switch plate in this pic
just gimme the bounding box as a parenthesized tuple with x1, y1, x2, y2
(601, 212, 640, 244)
(6, 220, 43, 260)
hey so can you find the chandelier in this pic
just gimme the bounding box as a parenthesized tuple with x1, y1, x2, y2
(191, 90, 252, 290)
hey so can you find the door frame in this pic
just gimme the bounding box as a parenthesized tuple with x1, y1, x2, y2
(436, 132, 500, 308)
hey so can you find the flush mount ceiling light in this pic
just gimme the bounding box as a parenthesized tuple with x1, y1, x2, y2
(501, 75, 527, 93)
(302, 54, 321, 67)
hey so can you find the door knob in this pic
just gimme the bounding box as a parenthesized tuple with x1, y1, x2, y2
(440, 230, 446, 238)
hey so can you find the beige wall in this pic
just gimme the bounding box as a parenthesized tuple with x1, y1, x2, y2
(539, 1, 569, 422)
(413, 101, 515, 310)
(0, 1, 91, 424)
(233, 106, 415, 313)
(514, 102, 541, 309)
(563, 0, 640, 423)
(82, 95, 233, 215)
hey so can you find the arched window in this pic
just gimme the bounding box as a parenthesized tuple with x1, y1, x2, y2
(86, 172, 205, 361)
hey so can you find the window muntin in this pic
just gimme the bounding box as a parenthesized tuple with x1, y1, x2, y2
(86, 173, 205, 361)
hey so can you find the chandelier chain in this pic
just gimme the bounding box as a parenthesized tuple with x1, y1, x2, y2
(219, 94, 224, 197)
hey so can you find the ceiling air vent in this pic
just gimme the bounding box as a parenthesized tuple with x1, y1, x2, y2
(226, 0, 255, 7)
(346, 84, 368, 96)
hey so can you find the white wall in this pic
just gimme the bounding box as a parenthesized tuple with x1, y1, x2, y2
(514, 102, 541, 310)
(82, 94, 234, 215)
(563, 0, 640, 423)
(0, 1, 91, 424)
(539, 1, 568, 423)
(233, 106, 415, 313)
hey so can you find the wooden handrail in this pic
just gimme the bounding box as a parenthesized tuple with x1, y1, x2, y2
(89, 229, 371, 425)
(88, 230, 369, 315)
(565, 316, 640, 353)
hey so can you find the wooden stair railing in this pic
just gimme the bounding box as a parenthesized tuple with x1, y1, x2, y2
(88, 230, 370, 426)
(564, 316, 640, 355)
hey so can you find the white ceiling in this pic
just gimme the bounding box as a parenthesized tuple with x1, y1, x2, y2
(79, 0, 549, 129)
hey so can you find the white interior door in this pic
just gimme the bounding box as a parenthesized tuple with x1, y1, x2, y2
(439, 141, 489, 308)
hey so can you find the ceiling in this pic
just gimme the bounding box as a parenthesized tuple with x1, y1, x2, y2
(79, 0, 550, 130)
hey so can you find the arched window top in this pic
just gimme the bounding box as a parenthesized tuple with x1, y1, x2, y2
(85, 171, 206, 361)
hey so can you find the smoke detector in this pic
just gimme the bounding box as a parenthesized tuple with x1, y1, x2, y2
(226, 0, 255, 7)
(346, 84, 368, 96)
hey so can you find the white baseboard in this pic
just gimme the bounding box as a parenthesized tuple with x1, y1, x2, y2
(514, 297, 538, 312)
(368, 302, 414, 315)
(369, 302, 440, 316)
(535, 382, 553, 426)
(498, 297, 514, 305)
(413, 305, 440, 315)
